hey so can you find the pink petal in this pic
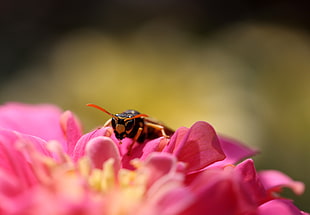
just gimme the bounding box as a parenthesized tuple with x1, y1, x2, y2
(72, 127, 112, 161)
(163, 127, 189, 154)
(0, 102, 66, 144)
(209, 136, 258, 167)
(115, 137, 133, 156)
(0, 169, 21, 197)
(156, 187, 195, 215)
(235, 159, 268, 204)
(141, 154, 191, 215)
(0, 129, 51, 158)
(141, 138, 168, 158)
(258, 170, 305, 196)
(143, 152, 178, 187)
(108, 130, 167, 169)
(91, 130, 163, 170)
(165, 121, 226, 173)
(0, 131, 38, 188)
(180, 167, 257, 215)
(86, 136, 121, 171)
(108, 132, 164, 156)
(114, 137, 143, 157)
(258, 199, 305, 215)
(120, 137, 164, 169)
(60, 111, 83, 155)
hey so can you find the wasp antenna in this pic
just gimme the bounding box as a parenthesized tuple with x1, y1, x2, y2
(124, 113, 149, 121)
(86, 103, 116, 119)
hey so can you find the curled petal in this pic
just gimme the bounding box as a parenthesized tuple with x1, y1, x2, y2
(86, 136, 121, 171)
(163, 127, 189, 154)
(165, 121, 226, 173)
(258, 170, 305, 196)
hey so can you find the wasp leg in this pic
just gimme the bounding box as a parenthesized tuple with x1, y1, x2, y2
(144, 121, 169, 138)
(127, 127, 143, 155)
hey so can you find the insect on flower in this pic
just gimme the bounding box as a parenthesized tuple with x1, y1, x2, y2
(87, 104, 174, 154)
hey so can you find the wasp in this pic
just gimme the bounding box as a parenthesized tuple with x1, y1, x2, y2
(87, 104, 174, 154)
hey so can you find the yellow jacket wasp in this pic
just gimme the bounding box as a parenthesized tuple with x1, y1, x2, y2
(87, 104, 174, 154)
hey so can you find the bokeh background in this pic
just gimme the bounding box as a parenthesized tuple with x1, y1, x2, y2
(1, 0, 309, 211)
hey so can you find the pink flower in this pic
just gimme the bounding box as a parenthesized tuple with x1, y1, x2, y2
(0, 102, 307, 215)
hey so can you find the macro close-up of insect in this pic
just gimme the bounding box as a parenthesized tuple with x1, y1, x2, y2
(87, 103, 174, 154)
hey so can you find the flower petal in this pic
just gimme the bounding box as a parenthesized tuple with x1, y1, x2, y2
(72, 127, 113, 161)
(120, 137, 165, 169)
(0, 102, 65, 143)
(0, 129, 52, 158)
(143, 152, 178, 187)
(141, 153, 190, 215)
(60, 110, 83, 155)
(181, 167, 258, 215)
(0, 131, 38, 188)
(209, 136, 258, 167)
(235, 159, 268, 204)
(86, 136, 121, 171)
(163, 127, 189, 154)
(166, 121, 226, 173)
(155, 187, 194, 215)
(258, 199, 305, 215)
(258, 170, 305, 196)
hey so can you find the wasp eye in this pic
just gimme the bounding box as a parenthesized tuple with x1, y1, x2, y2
(111, 118, 116, 129)
(125, 119, 134, 130)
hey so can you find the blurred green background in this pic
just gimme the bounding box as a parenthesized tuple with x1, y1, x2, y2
(0, 0, 309, 211)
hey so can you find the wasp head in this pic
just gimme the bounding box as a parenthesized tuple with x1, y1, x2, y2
(111, 115, 135, 140)
(87, 104, 148, 141)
